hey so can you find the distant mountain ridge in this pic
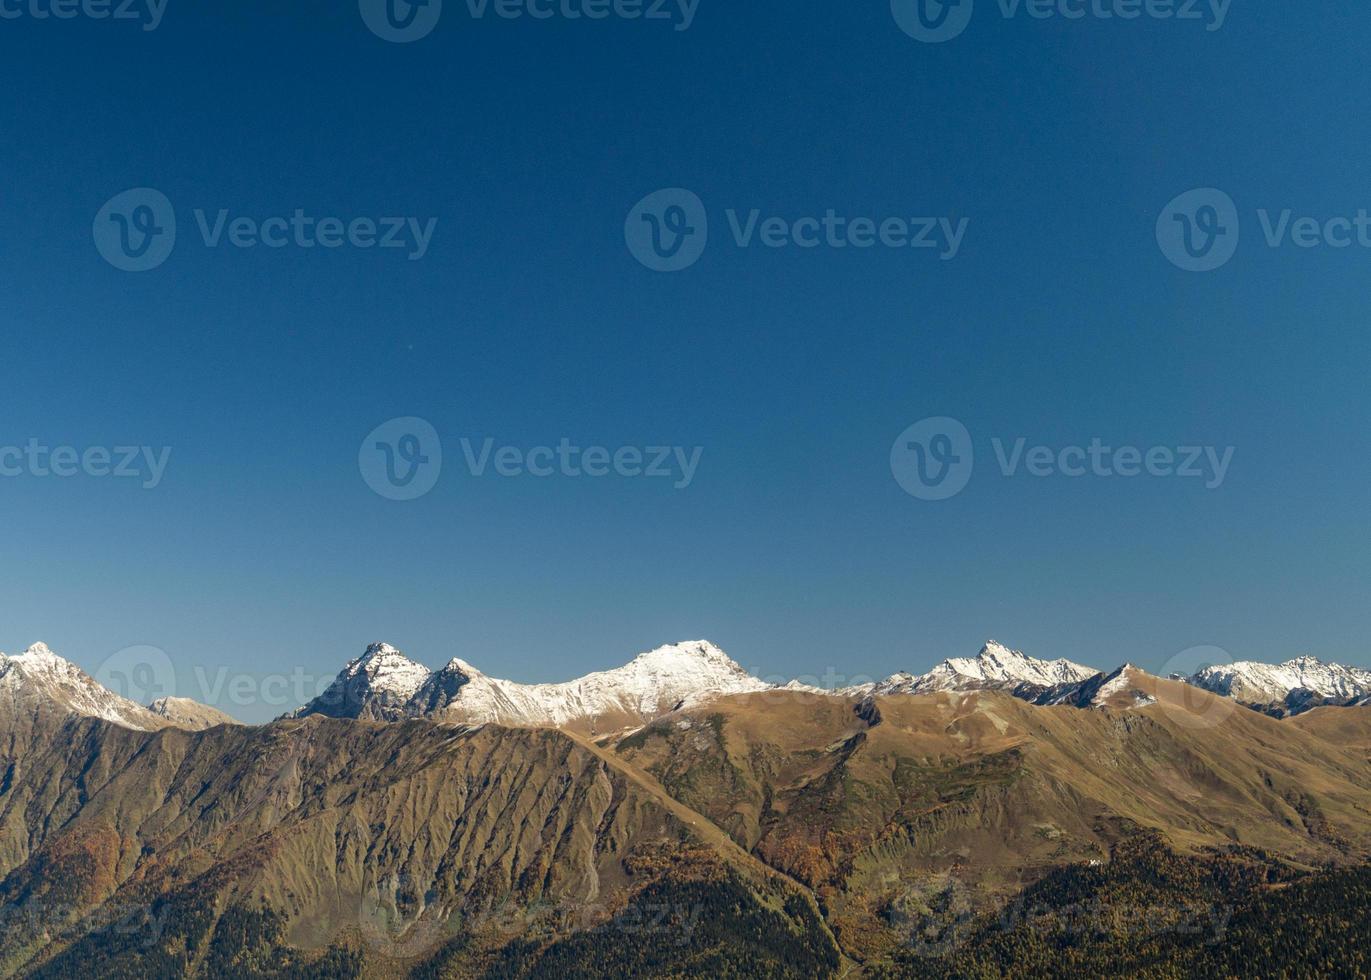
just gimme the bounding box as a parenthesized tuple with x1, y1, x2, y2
(289, 640, 771, 733)
(847, 640, 1098, 699)
(1183, 655, 1371, 716)
(5, 638, 1369, 737)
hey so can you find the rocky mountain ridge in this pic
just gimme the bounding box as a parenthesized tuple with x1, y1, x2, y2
(7, 638, 1370, 738)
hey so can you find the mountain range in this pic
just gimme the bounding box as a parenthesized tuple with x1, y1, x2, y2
(5, 638, 1370, 735)
(285, 637, 1371, 731)
(2, 636, 1369, 976)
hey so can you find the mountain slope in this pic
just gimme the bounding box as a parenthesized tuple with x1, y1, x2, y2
(611, 679, 1371, 962)
(0, 710, 838, 978)
(3, 673, 1371, 976)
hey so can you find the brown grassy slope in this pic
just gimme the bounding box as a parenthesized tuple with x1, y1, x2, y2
(610, 677, 1371, 960)
(1289, 704, 1371, 757)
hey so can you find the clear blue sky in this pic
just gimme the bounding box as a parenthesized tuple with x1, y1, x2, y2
(3, 3, 1369, 721)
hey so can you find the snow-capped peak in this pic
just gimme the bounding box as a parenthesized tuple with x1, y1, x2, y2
(874, 641, 1099, 696)
(291, 639, 772, 732)
(11, 642, 62, 662)
(417, 640, 772, 731)
(436, 656, 484, 679)
(953, 641, 1098, 685)
(290, 642, 433, 721)
(347, 643, 430, 689)
(1186, 656, 1371, 706)
(0, 642, 164, 731)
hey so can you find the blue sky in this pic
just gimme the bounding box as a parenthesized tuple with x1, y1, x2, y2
(2, 2, 1369, 721)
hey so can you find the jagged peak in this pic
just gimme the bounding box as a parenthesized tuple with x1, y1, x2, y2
(5, 641, 65, 663)
(440, 656, 483, 677)
(347, 642, 428, 675)
(632, 640, 732, 664)
(361, 641, 408, 659)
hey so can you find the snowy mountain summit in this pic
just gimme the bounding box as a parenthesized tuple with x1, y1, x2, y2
(0, 642, 167, 731)
(916, 640, 1098, 691)
(296, 642, 434, 721)
(292, 640, 772, 732)
(861, 641, 1099, 697)
(1185, 656, 1371, 712)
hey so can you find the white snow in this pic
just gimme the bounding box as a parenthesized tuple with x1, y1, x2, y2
(870, 642, 1098, 696)
(299, 640, 772, 728)
(345, 642, 433, 701)
(0, 643, 161, 730)
(1187, 656, 1371, 705)
(286, 638, 1371, 729)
